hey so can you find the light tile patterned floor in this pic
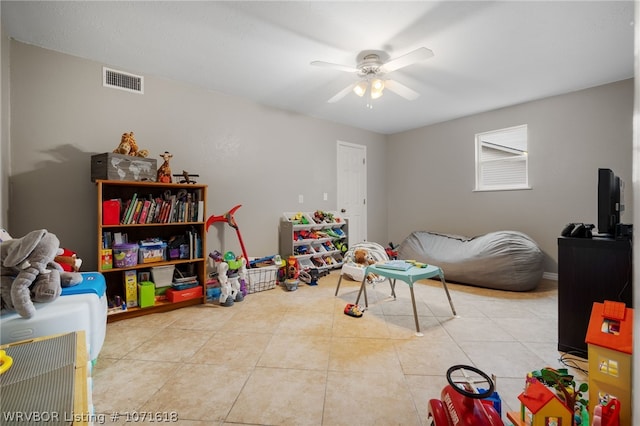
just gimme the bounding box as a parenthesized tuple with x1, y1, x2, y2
(92, 272, 588, 425)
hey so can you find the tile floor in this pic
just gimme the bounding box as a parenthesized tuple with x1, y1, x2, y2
(92, 272, 588, 425)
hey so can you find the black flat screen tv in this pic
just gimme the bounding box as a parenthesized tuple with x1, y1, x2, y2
(597, 168, 624, 237)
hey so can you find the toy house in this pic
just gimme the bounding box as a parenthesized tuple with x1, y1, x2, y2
(585, 300, 633, 426)
(507, 380, 573, 426)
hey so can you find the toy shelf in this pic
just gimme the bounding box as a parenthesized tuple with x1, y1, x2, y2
(279, 211, 348, 272)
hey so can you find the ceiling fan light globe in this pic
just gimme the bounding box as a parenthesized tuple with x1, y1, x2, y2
(370, 79, 384, 99)
(353, 81, 368, 97)
(370, 90, 383, 100)
(371, 79, 384, 91)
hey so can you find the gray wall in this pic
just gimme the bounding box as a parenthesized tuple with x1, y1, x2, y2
(4, 41, 634, 276)
(1, 24, 9, 228)
(5, 41, 388, 270)
(387, 79, 634, 274)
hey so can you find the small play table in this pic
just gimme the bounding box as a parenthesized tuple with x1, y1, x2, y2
(355, 263, 457, 336)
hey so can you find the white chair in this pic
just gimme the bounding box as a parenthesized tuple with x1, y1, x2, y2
(334, 241, 389, 296)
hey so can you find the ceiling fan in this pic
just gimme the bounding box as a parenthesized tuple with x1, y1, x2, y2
(311, 47, 434, 104)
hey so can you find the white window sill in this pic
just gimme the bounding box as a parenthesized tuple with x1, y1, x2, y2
(473, 186, 532, 192)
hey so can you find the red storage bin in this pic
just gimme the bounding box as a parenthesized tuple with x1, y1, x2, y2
(166, 286, 203, 303)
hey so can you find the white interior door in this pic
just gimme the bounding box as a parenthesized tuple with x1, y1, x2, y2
(337, 141, 367, 244)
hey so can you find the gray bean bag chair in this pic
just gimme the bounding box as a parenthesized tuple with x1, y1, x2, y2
(398, 231, 543, 291)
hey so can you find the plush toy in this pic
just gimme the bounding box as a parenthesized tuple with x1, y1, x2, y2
(113, 131, 149, 158)
(157, 151, 173, 183)
(0, 229, 82, 318)
(55, 247, 80, 272)
(353, 248, 378, 283)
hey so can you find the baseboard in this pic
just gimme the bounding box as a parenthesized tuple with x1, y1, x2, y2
(543, 272, 558, 281)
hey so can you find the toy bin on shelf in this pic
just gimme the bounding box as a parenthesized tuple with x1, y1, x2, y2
(298, 258, 315, 270)
(113, 243, 138, 268)
(0, 272, 107, 361)
(138, 243, 166, 264)
(166, 286, 203, 303)
(283, 212, 314, 225)
(151, 265, 175, 288)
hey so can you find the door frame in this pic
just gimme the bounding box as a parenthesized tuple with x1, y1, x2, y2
(336, 140, 367, 243)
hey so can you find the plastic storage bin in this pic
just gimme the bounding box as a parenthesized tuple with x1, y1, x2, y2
(138, 243, 166, 264)
(166, 286, 203, 303)
(151, 265, 175, 287)
(113, 243, 138, 268)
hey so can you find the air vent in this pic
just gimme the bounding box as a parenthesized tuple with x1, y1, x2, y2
(103, 67, 144, 94)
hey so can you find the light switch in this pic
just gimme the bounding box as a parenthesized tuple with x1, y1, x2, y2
(298, 194, 304, 204)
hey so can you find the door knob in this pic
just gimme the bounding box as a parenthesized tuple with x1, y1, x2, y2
(341, 209, 346, 213)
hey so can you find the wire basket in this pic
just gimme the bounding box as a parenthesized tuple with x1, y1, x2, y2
(246, 265, 278, 293)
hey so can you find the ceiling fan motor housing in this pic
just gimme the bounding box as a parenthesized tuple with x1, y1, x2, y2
(357, 54, 384, 77)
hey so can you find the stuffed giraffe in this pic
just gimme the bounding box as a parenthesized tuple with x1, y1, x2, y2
(157, 151, 173, 183)
(113, 131, 149, 157)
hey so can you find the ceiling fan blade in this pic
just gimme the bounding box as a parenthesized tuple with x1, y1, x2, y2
(327, 82, 357, 103)
(310, 60, 359, 73)
(384, 79, 420, 100)
(382, 47, 434, 73)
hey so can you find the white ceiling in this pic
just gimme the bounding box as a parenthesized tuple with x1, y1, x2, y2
(1, 1, 635, 134)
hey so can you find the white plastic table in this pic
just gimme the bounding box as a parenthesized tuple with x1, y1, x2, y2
(355, 263, 457, 336)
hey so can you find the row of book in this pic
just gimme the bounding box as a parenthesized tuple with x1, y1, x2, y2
(103, 191, 204, 225)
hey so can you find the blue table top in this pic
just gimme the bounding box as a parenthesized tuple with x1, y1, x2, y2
(365, 263, 442, 285)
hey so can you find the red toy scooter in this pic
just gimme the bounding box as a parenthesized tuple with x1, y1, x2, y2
(427, 365, 504, 426)
(206, 204, 249, 265)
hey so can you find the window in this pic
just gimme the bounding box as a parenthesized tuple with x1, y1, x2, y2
(475, 124, 529, 191)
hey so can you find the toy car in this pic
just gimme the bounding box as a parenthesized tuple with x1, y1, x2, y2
(427, 365, 503, 426)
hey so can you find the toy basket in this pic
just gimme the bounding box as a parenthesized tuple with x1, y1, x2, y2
(246, 265, 278, 294)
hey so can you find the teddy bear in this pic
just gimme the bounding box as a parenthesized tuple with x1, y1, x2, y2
(113, 131, 149, 158)
(353, 248, 378, 283)
(0, 229, 82, 318)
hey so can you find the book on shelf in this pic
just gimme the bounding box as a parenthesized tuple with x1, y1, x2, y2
(102, 199, 121, 226)
(130, 200, 143, 224)
(138, 200, 151, 224)
(197, 200, 204, 222)
(102, 231, 112, 249)
(123, 193, 138, 224)
(195, 233, 202, 258)
(120, 199, 130, 224)
(145, 200, 156, 224)
(376, 260, 414, 271)
(166, 195, 177, 223)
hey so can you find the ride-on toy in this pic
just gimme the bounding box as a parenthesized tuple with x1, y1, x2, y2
(427, 365, 504, 426)
(206, 204, 249, 264)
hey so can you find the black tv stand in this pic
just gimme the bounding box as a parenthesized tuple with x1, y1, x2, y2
(557, 236, 633, 358)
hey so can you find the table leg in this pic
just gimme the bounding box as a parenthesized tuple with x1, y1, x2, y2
(335, 274, 343, 296)
(439, 273, 457, 316)
(389, 278, 397, 299)
(408, 285, 422, 336)
(355, 276, 368, 308)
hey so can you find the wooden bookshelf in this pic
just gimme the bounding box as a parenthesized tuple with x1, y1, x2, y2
(96, 180, 207, 322)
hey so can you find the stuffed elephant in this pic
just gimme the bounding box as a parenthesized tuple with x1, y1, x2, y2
(0, 229, 82, 318)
